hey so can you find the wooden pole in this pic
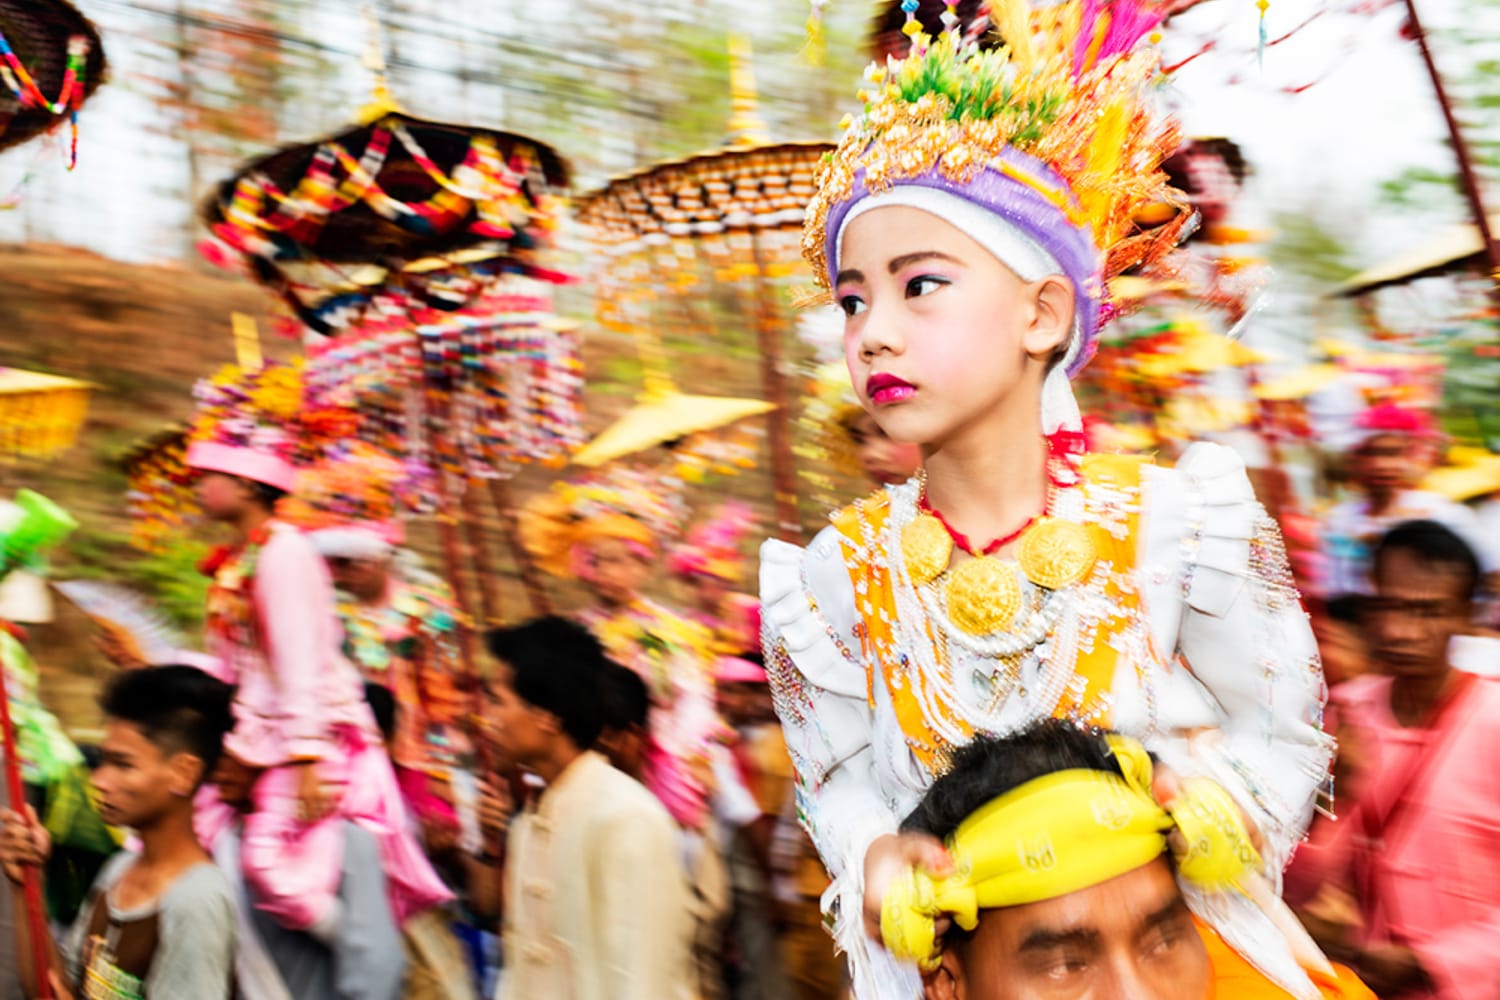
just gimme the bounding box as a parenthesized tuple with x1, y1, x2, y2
(749, 230, 802, 542)
(458, 478, 502, 628)
(482, 472, 553, 617)
(1403, 0, 1500, 305)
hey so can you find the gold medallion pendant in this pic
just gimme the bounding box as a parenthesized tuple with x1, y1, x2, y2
(1017, 516, 1097, 591)
(901, 512, 954, 586)
(945, 556, 1022, 635)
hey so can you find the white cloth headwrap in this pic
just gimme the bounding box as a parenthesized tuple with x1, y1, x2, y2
(309, 525, 395, 562)
(835, 186, 1084, 436)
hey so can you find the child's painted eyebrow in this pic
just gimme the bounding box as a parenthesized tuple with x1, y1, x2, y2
(887, 251, 963, 272)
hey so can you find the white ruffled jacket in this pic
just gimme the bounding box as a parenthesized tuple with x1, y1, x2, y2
(760, 443, 1334, 1000)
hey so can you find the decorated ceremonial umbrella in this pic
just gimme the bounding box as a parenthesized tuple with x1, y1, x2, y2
(0, 0, 105, 160)
(574, 37, 832, 541)
(201, 97, 569, 337)
(201, 58, 580, 626)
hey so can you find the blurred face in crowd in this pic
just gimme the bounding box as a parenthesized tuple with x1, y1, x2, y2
(210, 754, 260, 811)
(1355, 433, 1416, 496)
(328, 555, 390, 603)
(486, 664, 556, 768)
(584, 536, 652, 608)
(195, 471, 255, 522)
(687, 570, 732, 616)
(596, 722, 647, 782)
(845, 409, 923, 486)
(923, 859, 1210, 1000)
(1369, 546, 1473, 680)
(92, 719, 200, 830)
(1181, 150, 1239, 228)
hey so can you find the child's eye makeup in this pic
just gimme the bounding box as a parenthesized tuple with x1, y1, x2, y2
(904, 275, 951, 298)
(838, 293, 868, 317)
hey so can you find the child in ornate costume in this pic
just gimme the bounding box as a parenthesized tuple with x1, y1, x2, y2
(760, 8, 1333, 998)
(284, 441, 475, 833)
(184, 362, 450, 938)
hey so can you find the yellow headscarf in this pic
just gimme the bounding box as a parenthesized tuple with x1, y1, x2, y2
(882, 735, 1260, 971)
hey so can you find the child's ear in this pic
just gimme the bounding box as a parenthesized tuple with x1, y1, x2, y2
(1022, 275, 1075, 361)
(167, 753, 206, 798)
(921, 946, 966, 1000)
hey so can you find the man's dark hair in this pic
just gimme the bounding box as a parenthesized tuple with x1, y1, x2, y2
(250, 480, 287, 511)
(599, 661, 650, 733)
(364, 682, 398, 744)
(1162, 137, 1249, 192)
(1374, 519, 1481, 604)
(100, 666, 235, 780)
(486, 616, 610, 749)
(902, 719, 1123, 840)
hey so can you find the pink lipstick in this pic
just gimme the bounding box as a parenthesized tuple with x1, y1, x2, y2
(866, 373, 916, 406)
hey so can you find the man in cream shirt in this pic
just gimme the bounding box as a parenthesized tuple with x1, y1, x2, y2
(487, 617, 693, 1000)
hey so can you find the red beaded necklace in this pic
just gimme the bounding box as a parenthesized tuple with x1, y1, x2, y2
(918, 432, 1083, 557)
(917, 491, 1041, 556)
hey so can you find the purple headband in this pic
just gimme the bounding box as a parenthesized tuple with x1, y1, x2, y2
(825, 147, 1104, 377)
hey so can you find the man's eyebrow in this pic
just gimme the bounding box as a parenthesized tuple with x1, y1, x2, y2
(1138, 894, 1192, 937)
(888, 250, 963, 273)
(1018, 925, 1101, 953)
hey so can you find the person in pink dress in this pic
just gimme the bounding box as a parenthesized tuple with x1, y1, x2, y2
(1286, 519, 1500, 998)
(184, 362, 451, 941)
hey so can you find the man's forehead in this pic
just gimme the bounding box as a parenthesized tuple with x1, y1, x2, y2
(991, 860, 1185, 944)
(102, 718, 156, 757)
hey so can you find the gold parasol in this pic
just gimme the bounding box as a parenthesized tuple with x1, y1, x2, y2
(0, 368, 91, 459)
(573, 375, 775, 469)
(1422, 447, 1500, 502)
(1334, 213, 1500, 297)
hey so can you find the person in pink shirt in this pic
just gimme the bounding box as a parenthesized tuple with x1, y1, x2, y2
(1287, 519, 1500, 998)
(184, 361, 450, 942)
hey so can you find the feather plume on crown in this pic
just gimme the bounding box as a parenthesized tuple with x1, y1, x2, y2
(806, 0, 1192, 326)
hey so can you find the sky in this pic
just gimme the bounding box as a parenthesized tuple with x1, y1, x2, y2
(0, 0, 1491, 275)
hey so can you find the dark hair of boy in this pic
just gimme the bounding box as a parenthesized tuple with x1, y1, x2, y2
(599, 661, 650, 733)
(901, 719, 1124, 841)
(485, 616, 611, 749)
(99, 665, 235, 786)
(250, 480, 287, 512)
(1374, 519, 1481, 604)
(364, 682, 398, 744)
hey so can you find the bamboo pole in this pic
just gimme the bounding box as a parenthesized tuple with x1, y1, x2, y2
(481, 470, 553, 617)
(1403, 0, 1500, 306)
(749, 230, 801, 542)
(458, 478, 502, 628)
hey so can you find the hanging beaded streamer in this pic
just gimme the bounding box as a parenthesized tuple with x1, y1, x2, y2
(303, 274, 585, 484)
(0, 23, 91, 167)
